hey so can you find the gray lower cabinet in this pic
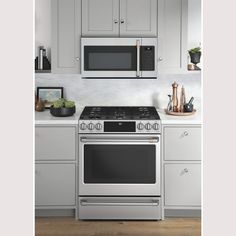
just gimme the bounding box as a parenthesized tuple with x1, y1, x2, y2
(35, 163, 76, 206)
(35, 126, 76, 161)
(162, 124, 201, 215)
(164, 163, 201, 207)
(158, 0, 188, 73)
(35, 124, 78, 214)
(51, 0, 81, 73)
(164, 126, 201, 161)
(82, 0, 157, 37)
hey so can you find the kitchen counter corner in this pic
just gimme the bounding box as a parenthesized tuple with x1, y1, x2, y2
(157, 109, 202, 125)
(35, 108, 84, 125)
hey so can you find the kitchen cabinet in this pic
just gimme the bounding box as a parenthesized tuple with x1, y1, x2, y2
(162, 124, 201, 215)
(158, 0, 188, 73)
(35, 126, 76, 161)
(164, 163, 201, 206)
(35, 163, 76, 206)
(51, 0, 81, 73)
(35, 124, 78, 215)
(164, 126, 201, 161)
(82, 0, 157, 37)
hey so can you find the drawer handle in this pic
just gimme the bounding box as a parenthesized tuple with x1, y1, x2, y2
(184, 168, 189, 173)
(183, 131, 189, 136)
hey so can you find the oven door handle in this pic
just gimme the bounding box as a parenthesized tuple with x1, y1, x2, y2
(80, 199, 159, 206)
(80, 137, 159, 143)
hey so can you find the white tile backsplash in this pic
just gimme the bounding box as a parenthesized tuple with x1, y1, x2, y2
(35, 73, 201, 109)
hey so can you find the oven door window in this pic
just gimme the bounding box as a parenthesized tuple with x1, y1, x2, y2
(84, 145, 156, 183)
(84, 46, 137, 71)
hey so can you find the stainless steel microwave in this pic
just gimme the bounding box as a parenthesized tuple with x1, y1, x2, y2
(81, 38, 157, 78)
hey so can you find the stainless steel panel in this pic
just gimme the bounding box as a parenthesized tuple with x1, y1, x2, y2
(78, 134, 161, 196)
(79, 197, 162, 219)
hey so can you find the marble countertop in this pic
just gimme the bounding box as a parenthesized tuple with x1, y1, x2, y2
(35, 107, 202, 125)
(157, 109, 202, 125)
(35, 108, 83, 125)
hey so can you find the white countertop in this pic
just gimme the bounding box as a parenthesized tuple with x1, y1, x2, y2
(35, 108, 83, 125)
(158, 109, 202, 125)
(35, 107, 202, 125)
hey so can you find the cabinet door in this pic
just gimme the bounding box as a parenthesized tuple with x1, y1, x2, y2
(82, 0, 119, 36)
(164, 126, 201, 161)
(35, 164, 75, 206)
(165, 164, 201, 206)
(120, 0, 157, 37)
(35, 126, 76, 161)
(51, 0, 81, 73)
(158, 0, 188, 73)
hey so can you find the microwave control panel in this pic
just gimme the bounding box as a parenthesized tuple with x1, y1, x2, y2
(140, 46, 155, 71)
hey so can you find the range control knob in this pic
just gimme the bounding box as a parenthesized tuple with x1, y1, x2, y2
(145, 123, 151, 130)
(87, 123, 95, 130)
(153, 123, 159, 130)
(80, 122, 86, 130)
(95, 123, 102, 130)
(137, 123, 144, 130)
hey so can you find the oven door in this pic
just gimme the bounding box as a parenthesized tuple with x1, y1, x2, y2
(79, 134, 160, 196)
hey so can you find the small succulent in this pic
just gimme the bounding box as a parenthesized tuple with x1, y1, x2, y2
(188, 47, 201, 54)
(65, 100, 75, 108)
(52, 98, 75, 108)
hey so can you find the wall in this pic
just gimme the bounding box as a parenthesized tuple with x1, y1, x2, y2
(35, 1, 202, 110)
(35, 0, 51, 60)
(35, 73, 201, 109)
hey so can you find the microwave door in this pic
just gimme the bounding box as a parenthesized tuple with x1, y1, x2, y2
(81, 38, 142, 78)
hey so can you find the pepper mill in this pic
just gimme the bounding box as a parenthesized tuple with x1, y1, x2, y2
(172, 81, 179, 112)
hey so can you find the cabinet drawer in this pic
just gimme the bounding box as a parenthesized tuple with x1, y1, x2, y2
(35, 126, 76, 161)
(35, 164, 76, 206)
(164, 126, 201, 161)
(164, 164, 201, 206)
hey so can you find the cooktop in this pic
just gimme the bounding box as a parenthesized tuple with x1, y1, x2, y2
(79, 106, 160, 120)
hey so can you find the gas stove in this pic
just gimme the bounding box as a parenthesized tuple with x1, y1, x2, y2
(79, 106, 161, 133)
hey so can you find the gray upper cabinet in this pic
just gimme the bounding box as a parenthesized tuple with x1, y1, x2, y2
(120, 0, 157, 37)
(82, 0, 157, 37)
(158, 0, 188, 73)
(82, 0, 120, 36)
(51, 0, 81, 73)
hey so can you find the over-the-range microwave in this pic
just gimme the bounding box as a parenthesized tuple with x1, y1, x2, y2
(81, 38, 157, 78)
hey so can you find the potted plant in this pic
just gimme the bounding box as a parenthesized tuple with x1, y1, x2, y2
(188, 47, 201, 69)
(50, 98, 76, 117)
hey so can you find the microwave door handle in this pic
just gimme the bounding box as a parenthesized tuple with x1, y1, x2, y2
(136, 40, 141, 77)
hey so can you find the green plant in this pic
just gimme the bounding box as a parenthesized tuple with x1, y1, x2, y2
(65, 100, 75, 108)
(188, 47, 201, 53)
(52, 98, 75, 108)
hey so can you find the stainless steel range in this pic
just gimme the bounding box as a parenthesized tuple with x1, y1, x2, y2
(78, 106, 162, 220)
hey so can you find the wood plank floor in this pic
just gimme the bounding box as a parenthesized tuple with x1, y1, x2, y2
(35, 217, 201, 236)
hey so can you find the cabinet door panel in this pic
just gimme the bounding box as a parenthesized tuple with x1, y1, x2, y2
(120, 0, 157, 36)
(52, 0, 81, 73)
(164, 126, 201, 161)
(158, 0, 187, 73)
(82, 0, 119, 36)
(35, 126, 76, 161)
(35, 164, 76, 206)
(165, 164, 201, 206)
